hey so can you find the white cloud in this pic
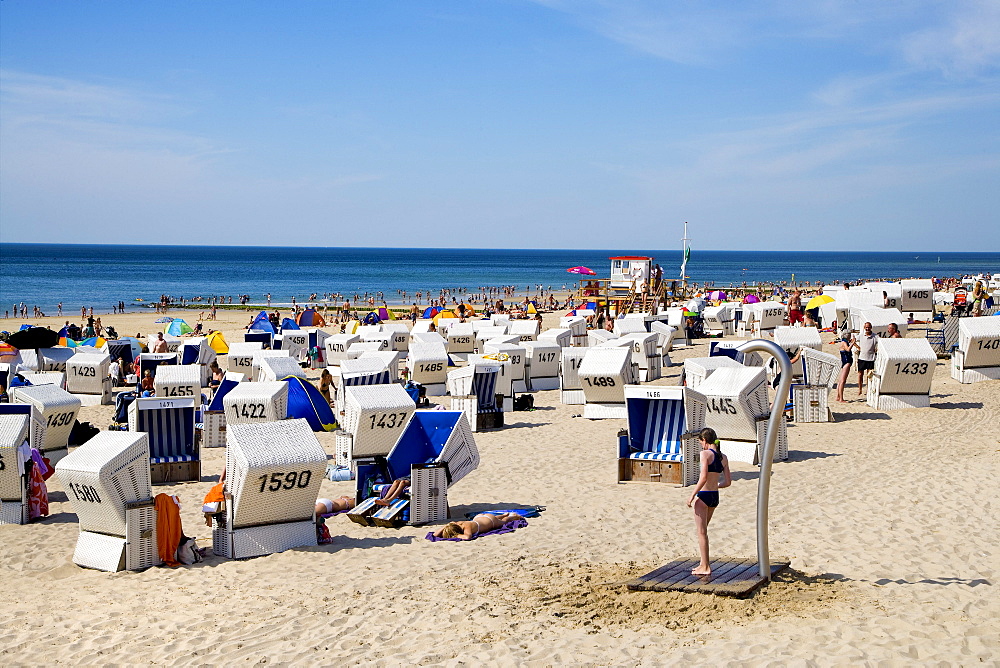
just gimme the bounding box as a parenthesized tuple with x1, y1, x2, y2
(902, 0, 1000, 76)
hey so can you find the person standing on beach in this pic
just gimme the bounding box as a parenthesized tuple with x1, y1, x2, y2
(151, 332, 168, 354)
(687, 428, 731, 576)
(855, 322, 877, 396)
(834, 336, 854, 402)
(788, 290, 803, 325)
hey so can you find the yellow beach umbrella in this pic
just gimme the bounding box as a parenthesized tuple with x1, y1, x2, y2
(806, 294, 835, 310)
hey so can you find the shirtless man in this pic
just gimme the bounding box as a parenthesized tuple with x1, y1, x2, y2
(432, 513, 524, 540)
(150, 332, 169, 354)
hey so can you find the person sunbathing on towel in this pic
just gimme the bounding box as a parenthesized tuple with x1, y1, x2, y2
(315, 496, 355, 515)
(374, 477, 410, 506)
(433, 513, 524, 540)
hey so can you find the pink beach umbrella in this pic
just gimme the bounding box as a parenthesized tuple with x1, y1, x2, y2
(742, 294, 761, 304)
(567, 266, 596, 275)
(708, 290, 727, 301)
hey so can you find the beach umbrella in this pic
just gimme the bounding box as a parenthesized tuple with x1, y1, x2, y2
(166, 319, 193, 336)
(421, 306, 440, 319)
(58, 337, 78, 348)
(708, 290, 727, 301)
(155, 317, 173, 323)
(0, 342, 17, 361)
(685, 298, 705, 313)
(742, 294, 761, 304)
(806, 294, 835, 310)
(567, 266, 596, 275)
(6, 327, 59, 349)
(80, 336, 107, 348)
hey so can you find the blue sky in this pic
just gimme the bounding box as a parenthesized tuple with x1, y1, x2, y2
(1, 1, 998, 251)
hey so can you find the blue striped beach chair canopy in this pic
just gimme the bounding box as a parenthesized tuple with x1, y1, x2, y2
(130, 397, 197, 464)
(624, 386, 690, 463)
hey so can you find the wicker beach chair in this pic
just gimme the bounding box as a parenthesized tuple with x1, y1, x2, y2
(358, 350, 404, 383)
(336, 383, 417, 466)
(446, 322, 476, 356)
(251, 349, 292, 382)
(650, 321, 678, 353)
(773, 326, 823, 379)
(66, 353, 113, 404)
(522, 341, 561, 391)
(448, 363, 503, 431)
(559, 347, 588, 405)
(620, 332, 662, 381)
(223, 381, 289, 424)
(702, 305, 734, 337)
(559, 315, 588, 347)
(751, 302, 787, 336)
(578, 346, 638, 419)
(950, 316, 1000, 383)
(179, 338, 218, 386)
(867, 338, 937, 410)
(617, 385, 707, 486)
(135, 353, 178, 388)
(851, 308, 909, 338)
(10, 384, 81, 463)
(683, 356, 743, 390)
(244, 329, 274, 348)
(153, 365, 202, 399)
(587, 329, 617, 348)
(901, 279, 933, 317)
(694, 367, 787, 464)
(0, 414, 31, 525)
(324, 334, 361, 367)
(710, 340, 763, 367)
(37, 347, 75, 373)
(473, 326, 508, 352)
(483, 342, 527, 393)
(406, 342, 448, 396)
(380, 322, 411, 352)
(277, 331, 309, 362)
(213, 419, 327, 559)
(538, 327, 572, 348)
(258, 356, 307, 383)
(199, 372, 244, 449)
(352, 411, 479, 527)
(508, 320, 540, 342)
(128, 396, 199, 483)
(792, 347, 841, 422)
(225, 341, 262, 374)
(17, 372, 66, 389)
(55, 432, 160, 571)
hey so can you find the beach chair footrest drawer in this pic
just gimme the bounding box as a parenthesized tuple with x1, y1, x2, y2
(151, 460, 201, 484)
(618, 457, 683, 484)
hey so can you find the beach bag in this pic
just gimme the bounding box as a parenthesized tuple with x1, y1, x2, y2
(176, 536, 203, 564)
(513, 394, 534, 411)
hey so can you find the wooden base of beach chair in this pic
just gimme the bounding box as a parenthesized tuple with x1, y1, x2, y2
(371, 498, 410, 528)
(347, 496, 380, 526)
(150, 460, 201, 484)
(200, 411, 226, 448)
(583, 402, 628, 419)
(618, 457, 684, 485)
(0, 500, 29, 525)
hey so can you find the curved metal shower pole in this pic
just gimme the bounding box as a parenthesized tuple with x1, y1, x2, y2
(735, 339, 792, 580)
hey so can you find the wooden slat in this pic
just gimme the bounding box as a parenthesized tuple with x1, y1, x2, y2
(625, 558, 698, 590)
(625, 558, 791, 597)
(669, 558, 750, 592)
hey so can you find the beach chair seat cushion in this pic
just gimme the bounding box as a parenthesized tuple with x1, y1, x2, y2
(150, 454, 198, 464)
(627, 451, 684, 462)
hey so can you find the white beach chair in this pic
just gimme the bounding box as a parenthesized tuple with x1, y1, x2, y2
(508, 320, 540, 342)
(66, 353, 113, 405)
(490, 314, 511, 327)
(538, 327, 572, 348)
(612, 315, 647, 337)
(352, 411, 478, 527)
(446, 322, 476, 356)
(136, 352, 178, 387)
(695, 367, 787, 464)
(867, 338, 937, 410)
(793, 347, 841, 423)
(380, 322, 411, 352)
(851, 308, 908, 338)
(277, 330, 309, 362)
(153, 365, 202, 399)
(617, 386, 707, 487)
(620, 332, 662, 382)
(251, 349, 291, 382)
(37, 347, 76, 372)
(359, 350, 404, 383)
(335, 383, 416, 467)
(474, 326, 508, 352)
(336, 358, 393, 408)
(325, 334, 361, 367)
(213, 419, 326, 560)
(901, 279, 933, 317)
(223, 381, 289, 425)
(55, 431, 160, 571)
(559, 348, 589, 405)
(773, 326, 823, 378)
(752, 302, 787, 336)
(179, 338, 218, 386)
(950, 316, 1000, 383)
(587, 329, 617, 347)
(148, 333, 182, 353)
(448, 363, 503, 431)
(407, 342, 448, 396)
(650, 321, 678, 354)
(559, 315, 588, 346)
(522, 341, 561, 391)
(225, 341, 262, 374)
(302, 327, 332, 365)
(683, 356, 743, 389)
(258, 356, 307, 383)
(578, 346, 638, 419)
(702, 305, 734, 336)
(347, 341, 389, 361)
(10, 384, 81, 463)
(0, 414, 31, 525)
(483, 342, 527, 393)
(128, 396, 199, 484)
(710, 340, 763, 367)
(17, 372, 66, 389)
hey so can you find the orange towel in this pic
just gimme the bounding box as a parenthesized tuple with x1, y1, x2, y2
(155, 493, 183, 568)
(203, 483, 225, 505)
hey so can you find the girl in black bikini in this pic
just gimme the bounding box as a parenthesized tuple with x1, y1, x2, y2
(686, 427, 732, 576)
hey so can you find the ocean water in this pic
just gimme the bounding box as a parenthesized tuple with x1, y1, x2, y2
(2, 243, 997, 313)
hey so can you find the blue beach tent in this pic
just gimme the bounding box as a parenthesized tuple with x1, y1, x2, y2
(280, 376, 337, 432)
(281, 318, 300, 331)
(249, 311, 276, 334)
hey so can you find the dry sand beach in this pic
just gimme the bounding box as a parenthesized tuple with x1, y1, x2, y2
(2, 308, 998, 666)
